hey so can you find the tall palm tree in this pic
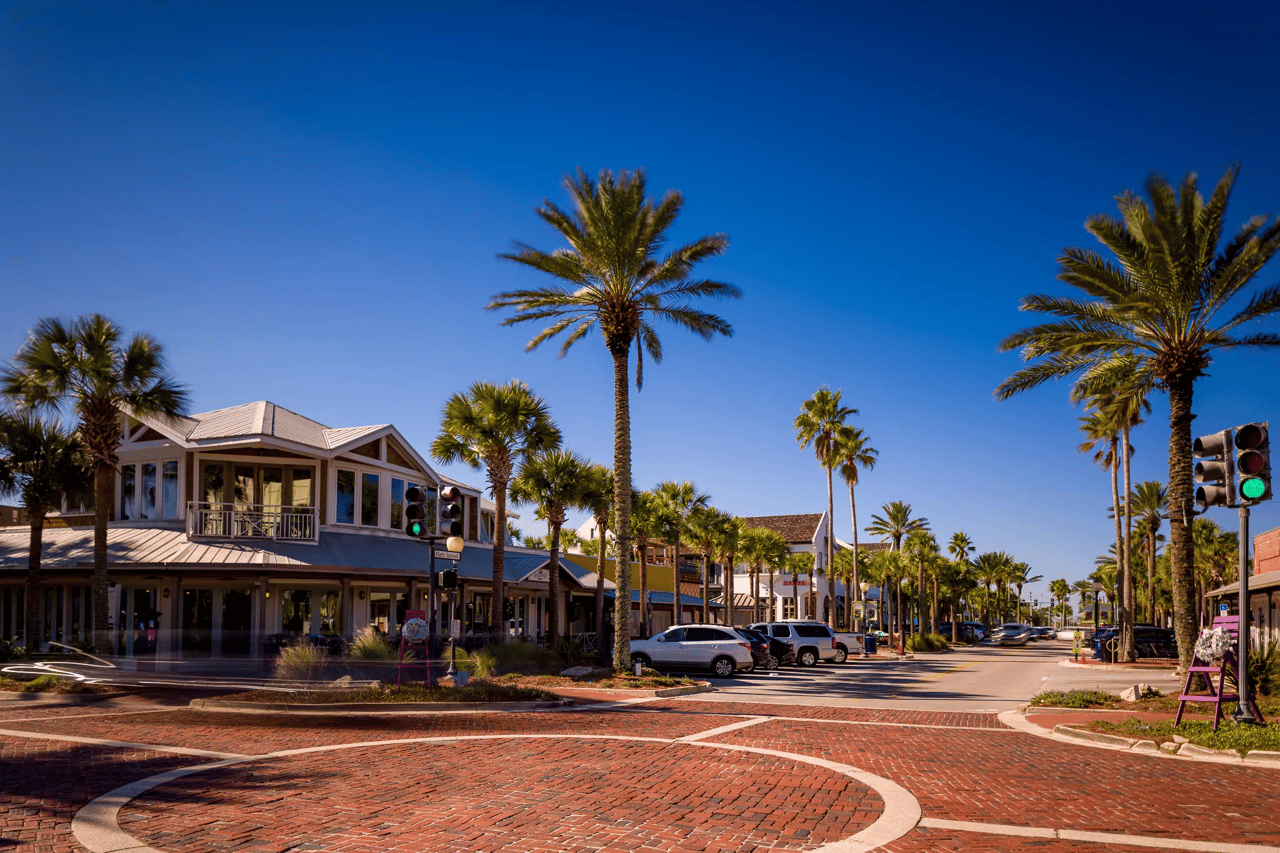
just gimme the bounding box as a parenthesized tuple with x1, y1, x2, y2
(738, 527, 769, 624)
(431, 380, 562, 643)
(1130, 480, 1167, 624)
(835, 425, 877, 633)
(794, 386, 857, 628)
(996, 166, 1280, 669)
(510, 449, 591, 648)
(2, 314, 188, 651)
(785, 552, 813, 618)
(761, 532, 790, 622)
(971, 552, 1012, 628)
(577, 463, 613, 659)
(653, 479, 709, 627)
(491, 168, 741, 670)
(0, 412, 93, 650)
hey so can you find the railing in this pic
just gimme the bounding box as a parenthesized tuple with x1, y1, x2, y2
(187, 502, 318, 542)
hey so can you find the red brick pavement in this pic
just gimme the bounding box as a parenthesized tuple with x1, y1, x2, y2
(0, 695, 1276, 853)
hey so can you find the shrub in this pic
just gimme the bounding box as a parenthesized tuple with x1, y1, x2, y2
(274, 643, 329, 681)
(554, 636, 592, 667)
(1030, 689, 1118, 708)
(347, 627, 397, 661)
(0, 638, 28, 663)
(19, 674, 95, 693)
(906, 633, 950, 652)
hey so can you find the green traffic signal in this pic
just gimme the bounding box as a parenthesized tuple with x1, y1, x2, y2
(1241, 477, 1267, 501)
(406, 519, 425, 537)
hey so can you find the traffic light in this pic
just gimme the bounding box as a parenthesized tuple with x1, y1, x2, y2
(1193, 430, 1235, 510)
(438, 485, 463, 537)
(405, 485, 430, 537)
(1236, 422, 1272, 503)
(439, 568, 458, 589)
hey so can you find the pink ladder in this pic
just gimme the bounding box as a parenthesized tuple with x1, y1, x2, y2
(1174, 616, 1263, 731)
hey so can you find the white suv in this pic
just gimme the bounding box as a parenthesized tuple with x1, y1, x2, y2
(748, 621, 839, 666)
(630, 625, 755, 677)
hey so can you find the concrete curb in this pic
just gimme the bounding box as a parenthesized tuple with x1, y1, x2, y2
(1057, 658, 1179, 673)
(1005, 709, 1280, 768)
(190, 697, 575, 712)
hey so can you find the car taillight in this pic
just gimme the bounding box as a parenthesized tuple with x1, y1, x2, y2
(738, 643, 750, 650)
(831, 639, 837, 648)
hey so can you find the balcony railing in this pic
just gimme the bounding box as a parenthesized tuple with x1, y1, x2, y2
(187, 502, 318, 542)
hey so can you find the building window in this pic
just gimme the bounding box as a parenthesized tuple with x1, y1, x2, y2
(783, 598, 797, 620)
(361, 473, 379, 526)
(120, 464, 136, 520)
(162, 462, 178, 518)
(336, 469, 356, 524)
(140, 463, 156, 519)
(391, 478, 404, 529)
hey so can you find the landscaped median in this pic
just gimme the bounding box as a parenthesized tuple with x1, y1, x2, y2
(191, 672, 714, 712)
(1022, 688, 1280, 766)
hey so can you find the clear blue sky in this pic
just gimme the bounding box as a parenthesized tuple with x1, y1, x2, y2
(4, 1, 1279, 606)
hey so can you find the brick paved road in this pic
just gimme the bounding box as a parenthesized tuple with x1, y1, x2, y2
(1, 694, 1276, 853)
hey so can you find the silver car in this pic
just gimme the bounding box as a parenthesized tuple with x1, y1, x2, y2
(987, 623, 1032, 646)
(630, 625, 755, 677)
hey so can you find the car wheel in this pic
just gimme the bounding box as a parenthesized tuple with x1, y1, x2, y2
(765, 655, 779, 671)
(631, 653, 651, 668)
(711, 656, 736, 678)
(833, 645, 848, 664)
(799, 648, 818, 667)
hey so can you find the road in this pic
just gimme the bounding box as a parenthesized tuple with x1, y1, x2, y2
(707, 639, 1183, 711)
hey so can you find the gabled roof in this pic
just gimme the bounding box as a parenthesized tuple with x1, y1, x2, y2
(741, 513, 824, 544)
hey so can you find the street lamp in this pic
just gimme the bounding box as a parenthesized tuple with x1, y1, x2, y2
(443, 537, 465, 680)
(859, 581, 871, 657)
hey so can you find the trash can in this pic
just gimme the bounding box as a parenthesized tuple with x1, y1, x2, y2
(865, 635, 877, 655)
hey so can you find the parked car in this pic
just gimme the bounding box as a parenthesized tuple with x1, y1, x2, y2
(748, 621, 840, 666)
(1032, 626, 1056, 640)
(937, 622, 987, 642)
(1092, 625, 1177, 661)
(629, 625, 755, 677)
(986, 623, 1032, 646)
(737, 627, 796, 669)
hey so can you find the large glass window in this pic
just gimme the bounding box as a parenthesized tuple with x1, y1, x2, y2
(361, 473, 379, 526)
(140, 463, 156, 519)
(291, 468, 312, 507)
(390, 478, 404, 529)
(162, 461, 178, 518)
(203, 463, 225, 503)
(120, 464, 136, 520)
(262, 467, 283, 507)
(336, 469, 356, 524)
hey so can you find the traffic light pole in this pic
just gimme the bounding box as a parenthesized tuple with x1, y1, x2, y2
(427, 546, 437, 689)
(1234, 504, 1257, 724)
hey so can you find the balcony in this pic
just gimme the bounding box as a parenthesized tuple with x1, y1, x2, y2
(187, 502, 318, 542)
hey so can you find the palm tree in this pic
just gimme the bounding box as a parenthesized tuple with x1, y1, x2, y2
(785, 552, 813, 618)
(653, 480, 709, 627)
(2, 314, 188, 651)
(971, 552, 1012, 628)
(794, 386, 857, 628)
(1010, 562, 1043, 624)
(946, 533, 974, 642)
(904, 530, 938, 635)
(712, 516, 744, 626)
(1072, 579, 1097, 624)
(685, 506, 733, 624)
(431, 380, 562, 643)
(835, 425, 877, 633)
(510, 449, 591, 648)
(996, 166, 1280, 669)
(577, 464, 613, 660)
(1131, 481, 1167, 624)
(629, 488, 664, 636)
(1050, 578, 1071, 628)
(0, 412, 93, 650)
(865, 501, 929, 553)
(738, 527, 769, 624)
(491, 168, 741, 669)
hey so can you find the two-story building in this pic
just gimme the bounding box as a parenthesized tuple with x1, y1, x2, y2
(0, 400, 615, 664)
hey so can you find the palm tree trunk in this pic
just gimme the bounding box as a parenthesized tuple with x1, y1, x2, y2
(930, 576, 939, 634)
(491, 482, 510, 645)
(1146, 532, 1156, 625)
(594, 519, 607, 664)
(701, 554, 710, 624)
(610, 349, 633, 670)
(93, 459, 112, 653)
(25, 511, 45, 651)
(639, 546, 650, 637)
(825, 469, 835, 628)
(1120, 424, 1135, 661)
(768, 568, 775, 620)
(671, 542, 682, 627)
(751, 566, 759, 624)
(547, 521, 563, 648)
(849, 484, 862, 640)
(1167, 377, 1196, 671)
